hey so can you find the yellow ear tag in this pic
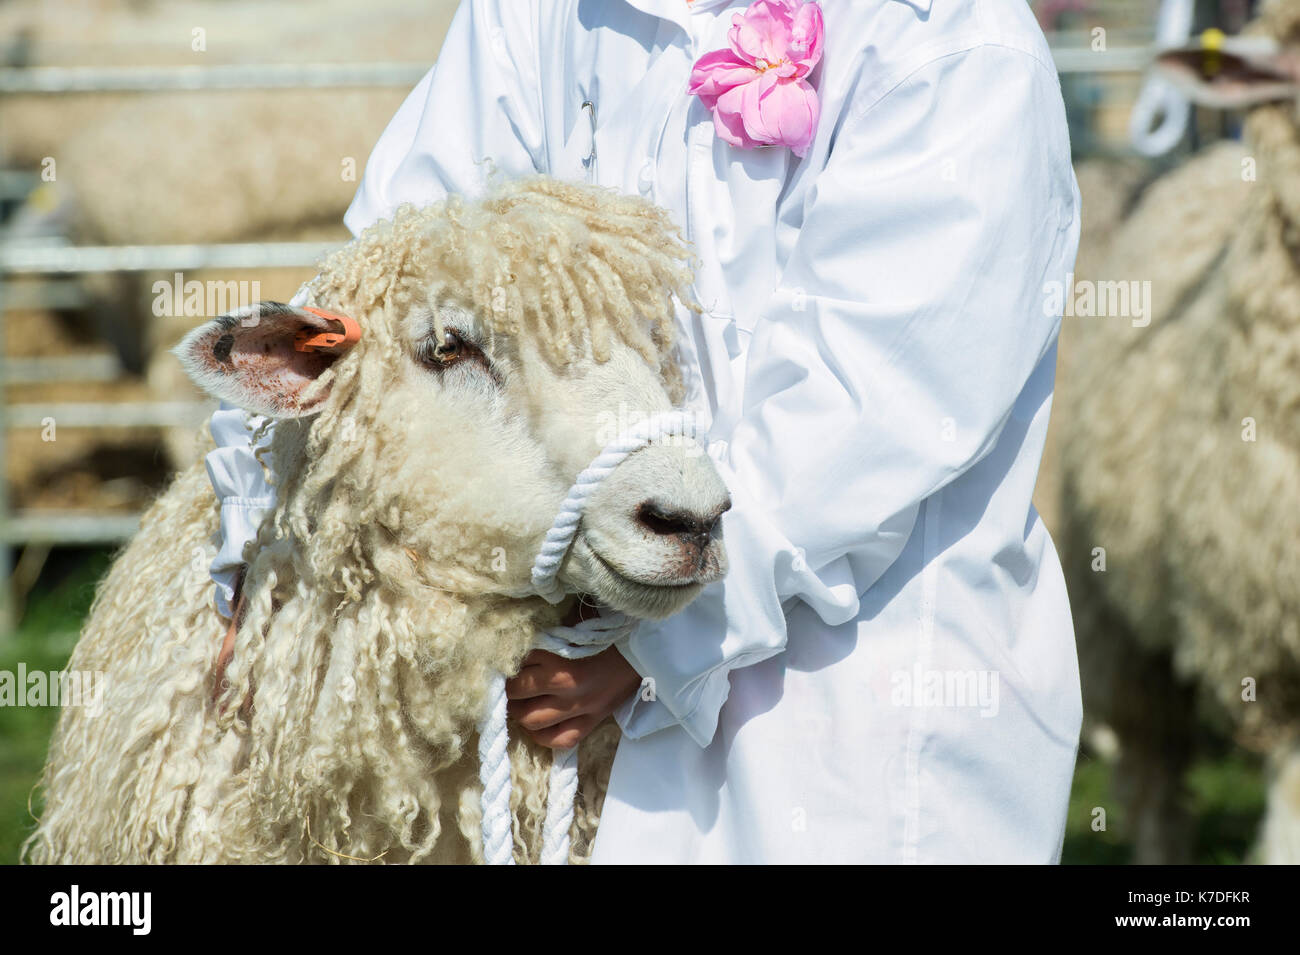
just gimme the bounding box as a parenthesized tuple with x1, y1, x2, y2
(1202, 28, 1226, 78)
(30, 183, 58, 213)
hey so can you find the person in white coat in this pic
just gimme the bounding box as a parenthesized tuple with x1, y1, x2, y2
(205, 0, 1084, 863)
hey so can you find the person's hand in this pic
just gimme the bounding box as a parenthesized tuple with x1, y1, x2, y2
(506, 646, 642, 749)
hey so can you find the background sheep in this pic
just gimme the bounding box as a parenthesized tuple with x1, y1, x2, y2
(0, 0, 454, 171)
(23, 176, 731, 864)
(1032, 155, 1151, 539)
(2, 0, 459, 466)
(1052, 0, 1300, 864)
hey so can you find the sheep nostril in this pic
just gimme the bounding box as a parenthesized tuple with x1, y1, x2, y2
(636, 501, 698, 537)
(635, 501, 710, 540)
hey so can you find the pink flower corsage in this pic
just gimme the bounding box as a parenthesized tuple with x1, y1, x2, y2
(687, 0, 824, 158)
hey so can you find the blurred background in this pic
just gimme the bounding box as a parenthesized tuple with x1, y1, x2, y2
(0, 0, 1287, 864)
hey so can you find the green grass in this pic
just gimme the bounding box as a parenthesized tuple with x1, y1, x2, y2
(0, 548, 113, 864)
(1062, 745, 1267, 864)
(0, 549, 1271, 864)
(1186, 754, 1269, 864)
(1063, 750, 1133, 864)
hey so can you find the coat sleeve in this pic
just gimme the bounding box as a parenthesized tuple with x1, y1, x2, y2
(206, 0, 544, 617)
(205, 402, 277, 618)
(615, 43, 1081, 745)
(343, 0, 545, 231)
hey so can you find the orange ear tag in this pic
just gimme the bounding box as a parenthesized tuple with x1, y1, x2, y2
(293, 307, 363, 352)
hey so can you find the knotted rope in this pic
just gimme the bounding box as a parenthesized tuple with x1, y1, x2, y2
(476, 410, 702, 864)
(530, 411, 701, 604)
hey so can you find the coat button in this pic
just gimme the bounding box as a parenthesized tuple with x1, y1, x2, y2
(489, 28, 510, 67)
(637, 160, 655, 196)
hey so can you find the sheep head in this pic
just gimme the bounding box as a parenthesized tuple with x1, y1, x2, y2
(176, 176, 729, 622)
(1152, 2, 1300, 112)
(1150, 4, 1300, 228)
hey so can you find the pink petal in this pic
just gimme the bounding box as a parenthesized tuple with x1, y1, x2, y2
(788, 2, 824, 74)
(712, 82, 761, 149)
(688, 47, 759, 107)
(726, 13, 758, 67)
(760, 77, 820, 157)
(738, 69, 783, 144)
(729, 0, 796, 66)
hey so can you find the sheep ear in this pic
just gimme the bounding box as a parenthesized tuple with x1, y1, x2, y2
(173, 302, 361, 418)
(1155, 33, 1300, 109)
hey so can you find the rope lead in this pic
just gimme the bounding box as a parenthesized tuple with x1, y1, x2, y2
(476, 410, 703, 864)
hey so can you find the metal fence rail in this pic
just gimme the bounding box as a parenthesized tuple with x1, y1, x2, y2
(0, 62, 431, 94)
(1, 241, 341, 273)
(1051, 45, 1153, 74)
(5, 513, 140, 545)
(5, 402, 213, 429)
(1, 354, 121, 384)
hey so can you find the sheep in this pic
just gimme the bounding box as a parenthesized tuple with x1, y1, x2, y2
(1, 0, 460, 467)
(0, 0, 457, 171)
(1053, 0, 1300, 864)
(22, 175, 732, 864)
(1032, 155, 1151, 539)
(3, 0, 457, 246)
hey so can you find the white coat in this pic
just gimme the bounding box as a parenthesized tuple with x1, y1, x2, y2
(206, 0, 1084, 863)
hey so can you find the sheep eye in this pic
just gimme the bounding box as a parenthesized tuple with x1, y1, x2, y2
(433, 329, 464, 362)
(420, 328, 470, 368)
(416, 327, 501, 385)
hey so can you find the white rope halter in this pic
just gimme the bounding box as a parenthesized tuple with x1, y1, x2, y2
(476, 410, 703, 864)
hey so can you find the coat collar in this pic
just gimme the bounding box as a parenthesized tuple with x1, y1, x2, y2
(620, 0, 733, 35)
(621, 0, 937, 31)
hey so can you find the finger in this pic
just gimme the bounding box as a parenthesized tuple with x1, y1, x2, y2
(506, 669, 553, 699)
(505, 663, 580, 699)
(504, 671, 540, 700)
(526, 714, 600, 750)
(510, 695, 585, 731)
(518, 649, 552, 669)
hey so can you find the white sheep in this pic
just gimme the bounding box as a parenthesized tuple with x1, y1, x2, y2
(24, 176, 731, 863)
(0, 0, 457, 173)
